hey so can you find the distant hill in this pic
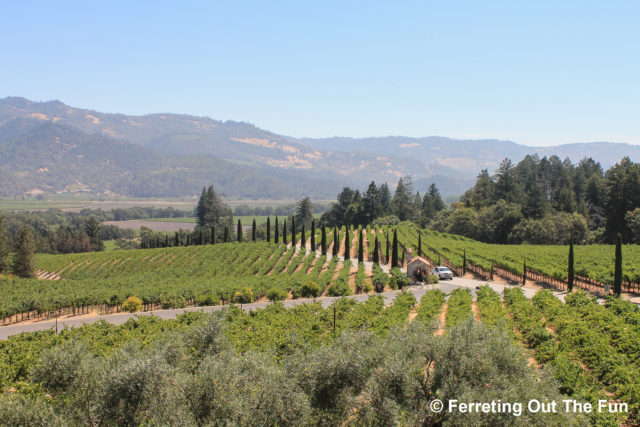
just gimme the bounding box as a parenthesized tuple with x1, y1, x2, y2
(1, 96, 638, 198)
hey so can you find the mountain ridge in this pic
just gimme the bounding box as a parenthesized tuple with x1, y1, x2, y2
(1, 96, 638, 198)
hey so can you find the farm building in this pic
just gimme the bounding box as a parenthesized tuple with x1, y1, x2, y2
(407, 256, 432, 284)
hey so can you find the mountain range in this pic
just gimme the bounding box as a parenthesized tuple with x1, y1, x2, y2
(1, 96, 638, 199)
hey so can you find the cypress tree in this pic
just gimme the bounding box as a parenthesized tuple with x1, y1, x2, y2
(283, 219, 287, 244)
(567, 241, 575, 292)
(174, 232, 179, 247)
(332, 227, 339, 257)
(391, 229, 399, 268)
(252, 218, 256, 242)
(463, 250, 467, 275)
(12, 226, 35, 278)
(237, 219, 242, 242)
(224, 226, 229, 243)
(373, 236, 380, 264)
(358, 228, 364, 263)
(266, 217, 271, 243)
(200, 230, 204, 245)
(0, 217, 9, 273)
(321, 225, 327, 255)
(211, 226, 216, 244)
(418, 232, 422, 257)
(165, 235, 169, 248)
(344, 226, 351, 259)
(187, 234, 191, 246)
(386, 232, 390, 264)
(523, 259, 527, 286)
(291, 216, 296, 246)
(275, 216, 279, 244)
(310, 219, 316, 251)
(614, 233, 623, 297)
(301, 224, 305, 249)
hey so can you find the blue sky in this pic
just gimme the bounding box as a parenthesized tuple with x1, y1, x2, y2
(1, 1, 638, 146)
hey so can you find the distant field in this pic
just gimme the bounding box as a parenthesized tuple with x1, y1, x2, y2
(0, 197, 333, 212)
(102, 220, 196, 232)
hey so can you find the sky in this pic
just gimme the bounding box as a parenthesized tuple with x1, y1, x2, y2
(1, 1, 639, 146)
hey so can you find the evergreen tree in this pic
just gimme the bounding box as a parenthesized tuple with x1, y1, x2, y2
(211, 226, 216, 244)
(283, 219, 287, 245)
(463, 250, 467, 275)
(275, 216, 279, 244)
(523, 260, 527, 286)
(12, 227, 36, 278)
(310, 219, 316, 251)
(174, 232, 179, 247)
(386, 231, 390, 264)
(321, 225, 327, 255)
(291, 216, 296, 246)
(296, 197, 314, 228)
(418, 233, 422, 257)
(165, 235, 169, 248)
(301, 224, 305, 249)
(332, 227, 339, 256)
(358, 228, 364, 263)
(224, 226, 229, 243)
(266, 217, 271, 243)
(373, 236, 380, 264)
(614, 233, 623, 297)
(196, 186, 208, 226)
(237, 219, 242, 242)
(391, 229, 399, 268)
(252, 219, 256, 242)
(379, 183, 393, 216)
(200, 230, 204, 245)
(567, 241, 575, 292)
(0, 216, 9, 273)
(344, 226, 351, 259)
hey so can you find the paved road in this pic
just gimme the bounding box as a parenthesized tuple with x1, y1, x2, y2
(1, 276, 564, 340)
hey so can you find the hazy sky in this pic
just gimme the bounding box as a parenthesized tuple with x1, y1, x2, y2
(1, 1, 638, 146)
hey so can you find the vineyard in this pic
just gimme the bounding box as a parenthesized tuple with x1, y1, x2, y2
(2, 287, 638, 425)
(390, 224, 640, 292)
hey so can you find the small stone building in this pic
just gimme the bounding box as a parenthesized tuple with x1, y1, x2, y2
(407, 256, 432, 284)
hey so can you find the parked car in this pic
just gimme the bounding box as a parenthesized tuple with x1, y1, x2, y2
(431, 266, 453, 280)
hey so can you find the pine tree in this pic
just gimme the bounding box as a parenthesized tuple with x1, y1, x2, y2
(12, 227, 36, 278)
(614, 233, 623, 297)
(417, 233, 422, 257)
(344, 226, 351, 259)
(252, 219, 256, 242)
(237, 219, 242, 242)
(332, 227, 339, 257)
(391, 229, 399, 268)
(291, 216, 296, 246)
(321, 225, 327, 255)
(310, 219, 316, 251)
(211, 226, 216, 244)
(358, 228, 364, 263)
(568, 242, 575, 292)
(224, 226, 229, 243)
(275, 216, 279, 244)
(266, 217, 271, 243)
(373, 236, 380, 264)
(283, 220, 287, 245)
(196, 186, 208, 226)
(0, 216, 10, 273)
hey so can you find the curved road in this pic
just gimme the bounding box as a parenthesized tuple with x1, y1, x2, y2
(0, 277, 563, 340)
